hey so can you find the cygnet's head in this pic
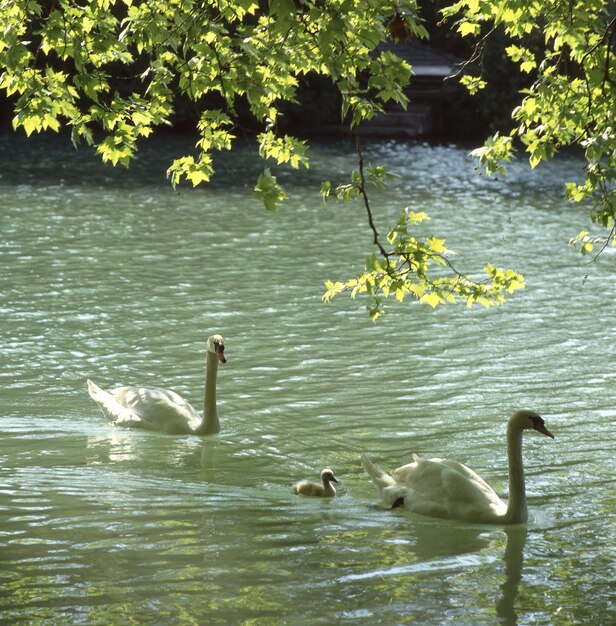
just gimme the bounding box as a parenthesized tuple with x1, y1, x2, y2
(207, 334, 226, 363)
(321, 468, 338, 484)
(511, 410, 554, 438)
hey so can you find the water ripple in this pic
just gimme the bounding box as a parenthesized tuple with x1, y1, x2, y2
(0, 134, 614, 625)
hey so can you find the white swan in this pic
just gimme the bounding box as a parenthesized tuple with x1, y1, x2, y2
(293, 468, 339, 497)
(87, 334, 226, 435)
(361, 410, 554, 524)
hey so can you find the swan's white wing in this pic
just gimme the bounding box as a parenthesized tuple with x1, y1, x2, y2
(399, 456, 507, 522)
(112, 385, 202, 434)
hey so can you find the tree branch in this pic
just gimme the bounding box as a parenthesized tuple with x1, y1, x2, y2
(354, 132, 389, 258)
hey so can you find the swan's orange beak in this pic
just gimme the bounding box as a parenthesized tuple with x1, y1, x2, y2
(216, 345, 226, 363)
(534, 422, 554, 439)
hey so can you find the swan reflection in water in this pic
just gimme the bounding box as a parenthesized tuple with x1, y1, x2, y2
(411, 523, 528, 624)
(397, 521, 528, 624)
(497, 526, 528, 625)
(86, 430, 141, 464)
(410, 521, 489, 559)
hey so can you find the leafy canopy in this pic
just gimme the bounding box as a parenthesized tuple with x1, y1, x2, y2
(1, 0, 417, 173)
(442, 0, 616, 257)
(1, 0, 612, 317)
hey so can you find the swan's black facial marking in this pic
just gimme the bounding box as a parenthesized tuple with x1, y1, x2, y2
(214, 341, 226, 363)
(530, 415, 554, 439)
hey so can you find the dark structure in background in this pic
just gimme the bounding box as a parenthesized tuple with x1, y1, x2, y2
(302, 41, 457, 139)
(0, 42, 460, 140)
(361, 41, 456, 138)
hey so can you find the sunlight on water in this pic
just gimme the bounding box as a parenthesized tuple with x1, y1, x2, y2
(1, 133, 614, 625)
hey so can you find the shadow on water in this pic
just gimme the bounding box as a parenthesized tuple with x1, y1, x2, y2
(411, 520, 488, 559)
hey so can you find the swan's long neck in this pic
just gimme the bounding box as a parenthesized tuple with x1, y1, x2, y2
(504, 421, 527, 524)
(196, 350, 220, 435)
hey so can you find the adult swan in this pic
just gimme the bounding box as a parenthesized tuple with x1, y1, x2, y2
(87, 334, 227, 435)
(361, 410, 554, 524)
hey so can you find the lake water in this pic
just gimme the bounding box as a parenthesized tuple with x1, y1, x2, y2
(1, 132, 614, 625)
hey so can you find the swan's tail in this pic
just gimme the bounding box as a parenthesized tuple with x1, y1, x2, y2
(86, 379, 134, 424)
(361, 452, 408, 507)
(86, 378, 104, 400)
(361, 452, 396, 495)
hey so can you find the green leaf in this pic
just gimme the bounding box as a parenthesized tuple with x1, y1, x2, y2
(254, 168, 286, 211)
(420, 292, 442, 308)
(460, 75, 486, 94)
(520, 60, 536, 73)
(457, 22, 481, 37)
(258, 131, 309, 169)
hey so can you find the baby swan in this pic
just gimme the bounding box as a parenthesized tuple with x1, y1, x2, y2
(292, 468, 338, 497)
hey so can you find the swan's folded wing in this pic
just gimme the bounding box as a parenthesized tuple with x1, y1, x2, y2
(114, 386, 202, 433)
(438, 459, 503, 502)
(440, 460, 503, 504)
(403, 457, 505, 520)
(391, 454, 421, 481)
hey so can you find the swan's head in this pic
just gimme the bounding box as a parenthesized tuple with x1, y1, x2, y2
(207, 334, 226, 363)
(321, 468, 338, 484)
(511, 409, 554, 439)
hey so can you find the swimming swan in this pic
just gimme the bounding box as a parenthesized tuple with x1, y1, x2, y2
(87, 334, 226, 435)
(293, 468, 339, 497)
(361, 410, 554, 524)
